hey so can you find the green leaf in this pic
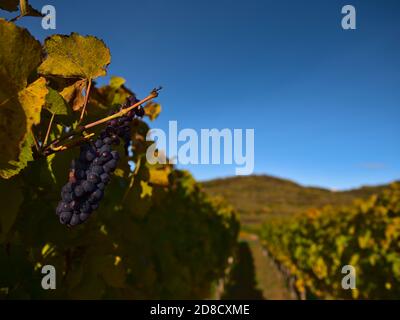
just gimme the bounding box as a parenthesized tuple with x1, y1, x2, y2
(45, 153, 56, 183)
(0, 78, 47, 179)
(109, 76, 125, 89)
(0, 176, 23, 242)
(0, 0, 19, 12)
(1, 131, 34, 179)
(38, 33, 111, 80)
(45, 88, 69, 115)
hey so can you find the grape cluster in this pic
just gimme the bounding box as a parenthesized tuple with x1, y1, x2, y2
(56, 97, 144, 226)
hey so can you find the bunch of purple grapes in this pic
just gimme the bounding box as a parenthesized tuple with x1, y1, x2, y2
(56, 97, 144, 226)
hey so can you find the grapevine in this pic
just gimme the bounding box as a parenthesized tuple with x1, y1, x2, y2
(0, 11, 239, 299)
(261, 183, 400, 299)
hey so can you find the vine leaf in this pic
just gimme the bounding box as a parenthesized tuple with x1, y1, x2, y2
(144, 102, 161, 121)
(0, 19, 43, 178)
(0, 18, 42, 98)
(38, 33, 111, 80)
(140, 181, 153, 198)
(109, 76, 126, 89)
(0, 78, 48, 179)
(60, 79, 87, 111)
(148, 166, 171, 186)
(18, 77, 48, 128)
(45, 88, 69, 115)
(0, 98, 27, 178)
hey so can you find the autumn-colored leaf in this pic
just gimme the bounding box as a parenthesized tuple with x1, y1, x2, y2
(60, 79, 87, 112)
(0, 19, 43, 178)
(38, 33, 111, 80)
(144, 102, 161, 121)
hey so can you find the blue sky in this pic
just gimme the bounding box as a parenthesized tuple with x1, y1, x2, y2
(3, 0, 400, 189)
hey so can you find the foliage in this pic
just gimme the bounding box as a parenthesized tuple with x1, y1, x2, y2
(260, 183, 400, 299)
(0, 18, 239, 299)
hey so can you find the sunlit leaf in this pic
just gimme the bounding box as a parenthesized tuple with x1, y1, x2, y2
(38, 33, 111, 80)
(0, 19, 43, 178)
(109, 76, 125, 89)
(18, 77, 48, 128)
(140, 181, 152, 198)
(144, 102, 161, 121)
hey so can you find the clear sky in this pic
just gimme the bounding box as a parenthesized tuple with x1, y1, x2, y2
(4, 0, 400, 189)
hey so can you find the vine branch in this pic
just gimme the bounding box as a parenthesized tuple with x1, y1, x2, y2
(43, 113, 55, 148)
(41, 87, 162, 157)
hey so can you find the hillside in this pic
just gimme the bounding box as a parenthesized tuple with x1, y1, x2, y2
(201, 175, 391, 225)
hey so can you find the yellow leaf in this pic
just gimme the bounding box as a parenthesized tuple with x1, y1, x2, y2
(38, 33, 111, 79)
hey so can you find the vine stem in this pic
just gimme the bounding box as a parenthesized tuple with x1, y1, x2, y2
(44, 133, 95, 157)
(31, 129, 40, 153)
(43, 113, 55, 148)
(78, 79, 92, 124)
(122, 156, 142, 202)
(42, 87, 162, 156)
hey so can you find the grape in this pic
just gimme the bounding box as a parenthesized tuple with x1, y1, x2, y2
(95, 139, 103, 148)
(100, 151, 112, 163)
(60, 212, 72, 224)
(87, 173, 100, 184)
(92, 189, 103, 201)
(85, 150, 96, 162)
(80, 201, 92, 214)
(97, 182, 105, 191)
(91, 165, 104, 176)
(62, 183, 73, 193)
(56, 95, 141, 226)
(103, 159, 118, 173)
(135, 106, 145, 117)
(103, 137, 113, 145)
(99, 144, 112, 154)
(111, 151, 119, 160)
(82, 181, 96, 193)
(70, 214, 80, 226)
(100, 173, 110, 184)
(62, 191, 74, 202)
(75, 169, 86, 180)
(74, 185, 85, 197)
